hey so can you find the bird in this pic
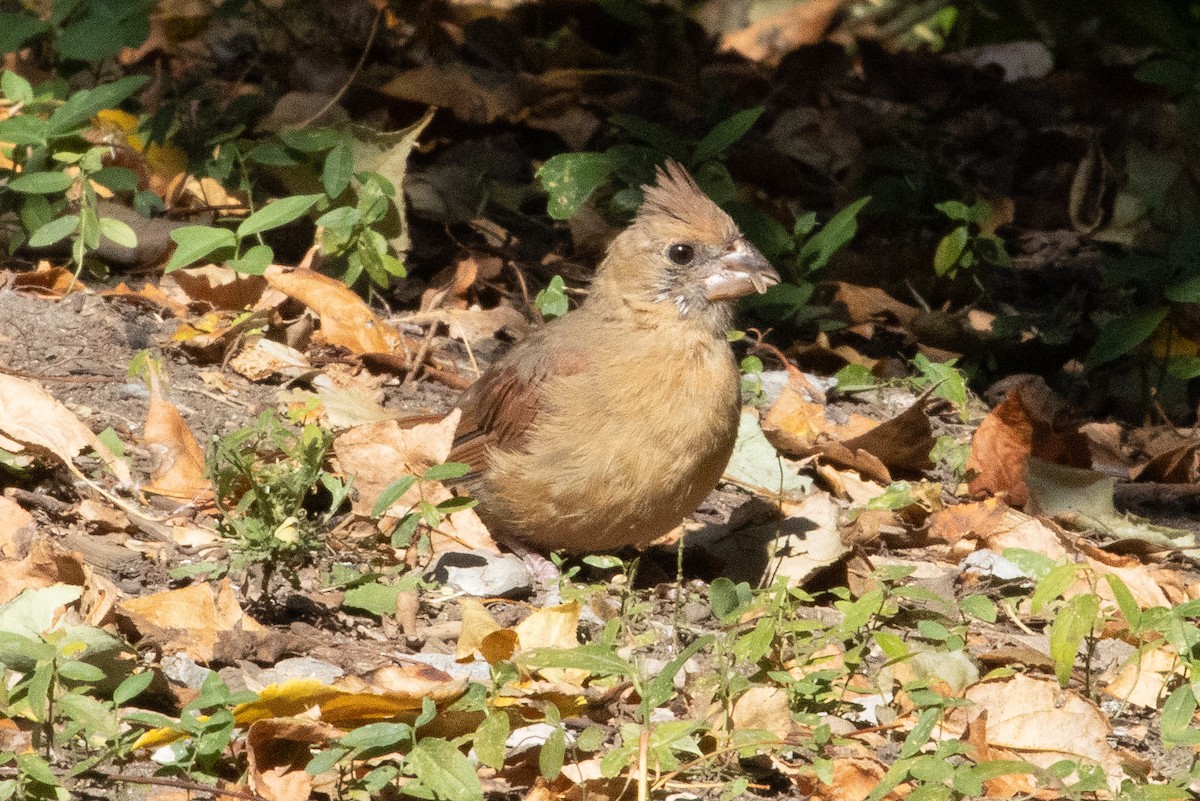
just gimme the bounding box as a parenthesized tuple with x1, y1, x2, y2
(449, 160, 779, 554)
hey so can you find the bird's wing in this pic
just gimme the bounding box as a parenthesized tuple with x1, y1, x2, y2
(449, 344, 589, 474)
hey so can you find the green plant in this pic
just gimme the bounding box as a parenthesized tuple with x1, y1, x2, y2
(125, 672, 256, 782)
(743, 196, 872, 326)
(193, 411, 350, 596)
(932, 199, 1010, 279)
(909, 353, 971, 420)
(0, 585, 153, 799)
(740, 354, 767, 404)
(0, 70, 147, 278)
(306, 697, 483, 800)
(534, 275, 569, 320)
(537, 106, 764, 222)
(0, 0, 154, 68)
(372, 461, 477, 555)
(167, 121, 423, 287)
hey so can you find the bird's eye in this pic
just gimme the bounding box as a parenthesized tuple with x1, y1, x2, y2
(667, 243, 695, 265)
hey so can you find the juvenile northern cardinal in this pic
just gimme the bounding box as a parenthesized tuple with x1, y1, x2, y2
(450, 161, 779, 553)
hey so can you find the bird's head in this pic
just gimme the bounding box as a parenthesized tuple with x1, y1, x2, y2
(591, 161, 780, 333)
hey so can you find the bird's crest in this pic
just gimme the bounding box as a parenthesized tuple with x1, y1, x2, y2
(636, 160, 729, 236)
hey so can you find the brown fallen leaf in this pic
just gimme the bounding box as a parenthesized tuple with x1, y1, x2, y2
(0, 373, 132, 486)
(116, 579, 267, 663)
(247, 717, 343, 801)
(141, 370, 209, 499)
(265, 264, 411, 355)
(333, 412, 497, 554)
(943, 673, 1125, 792)
(967, 387, 1090, 507)
(11, 262, 90, 298)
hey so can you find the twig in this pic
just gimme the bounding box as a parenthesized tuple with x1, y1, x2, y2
(291, 7, 383, 129)
(97, 772, 269, 801)
(637, 726, 649, 801)
(0, 364, 123, 384)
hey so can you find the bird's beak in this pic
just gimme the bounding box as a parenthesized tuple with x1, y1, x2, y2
(702, 240, 781, 301)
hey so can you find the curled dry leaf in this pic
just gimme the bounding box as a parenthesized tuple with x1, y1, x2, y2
(764, 384, 934, 482)
(141, 371, 209, 499)
(0, 373, 132, 485)
(265, 264, 411, 354)
(11, 263, 90, 298)
(116, 579, 266, 663)
(967, 387, 1090, 507)
(247, 717, 343, 801)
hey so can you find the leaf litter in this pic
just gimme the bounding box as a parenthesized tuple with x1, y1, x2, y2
(0, 2, 1198, 800)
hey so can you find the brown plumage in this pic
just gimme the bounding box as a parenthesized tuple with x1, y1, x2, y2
(451, 161, 779, 553)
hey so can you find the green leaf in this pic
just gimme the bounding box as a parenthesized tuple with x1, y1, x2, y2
(27, 215, 79, 248)
(339, 721, 412, 750)
(1000, 547, 1056, 579)
(55, 5, 151, 62)
(537, 152, 615, 220)
(47, 75, 148, 137)
(610, 114, 685, 156)
(474, 711, 509, 770)
(933, 226, 968, 276)
(9, 171, 73, 193)
(692, 107, 764, 164)
(1104, 574, 1141, 629)
(798, 196, 871, 273)
(1167, 355, 1200, 379)
(1030, 564, 1079, 614)
(1086, 306, 1169, 369)
(1049, 593, 1099, 686)
(237, 194, 323, 239)
(343, 581, 400, 617)
(0, 15, 48, 55)
(834, 363, 877, 392)
(113, 671, 154, 706)
(596, 0, 653, 27)
(15, 753, 58, 787)
(305, 746, 350, 775)
(535, 275, 569, 320)
(519, 644, 634, 678)
(0, 113, 49, 145)
(539, 726, 566, 780)
(954, 761, 1035, 796)
(1135, 58, 1195, 95)
(279, 128, 342, 153)
(911, 353, 969, 420)
(228, 244, 273, 276)
(935, 200, 973, 221)
(1, 70, 33, 104)
(1161, 685, 1200, 746)
(1164, 275, 1200, 302)
(91, 166, 140, 193)
(57, 660, 106, 682)
(99, 217, 138, 249)
(959, 594, 997, 623)
(423, 462, 470, 481)
(372, 476, 417, 517)
(322, 140, 355, 198)
(900, 707, 939, 759)
(247, 141, 296, 166)
(166, 225, 237, 272)
(407, 737, 483, 801)
(708, 577, 753, 623)
(646, 635, 713, 709)
(435, 496, 477, 515)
